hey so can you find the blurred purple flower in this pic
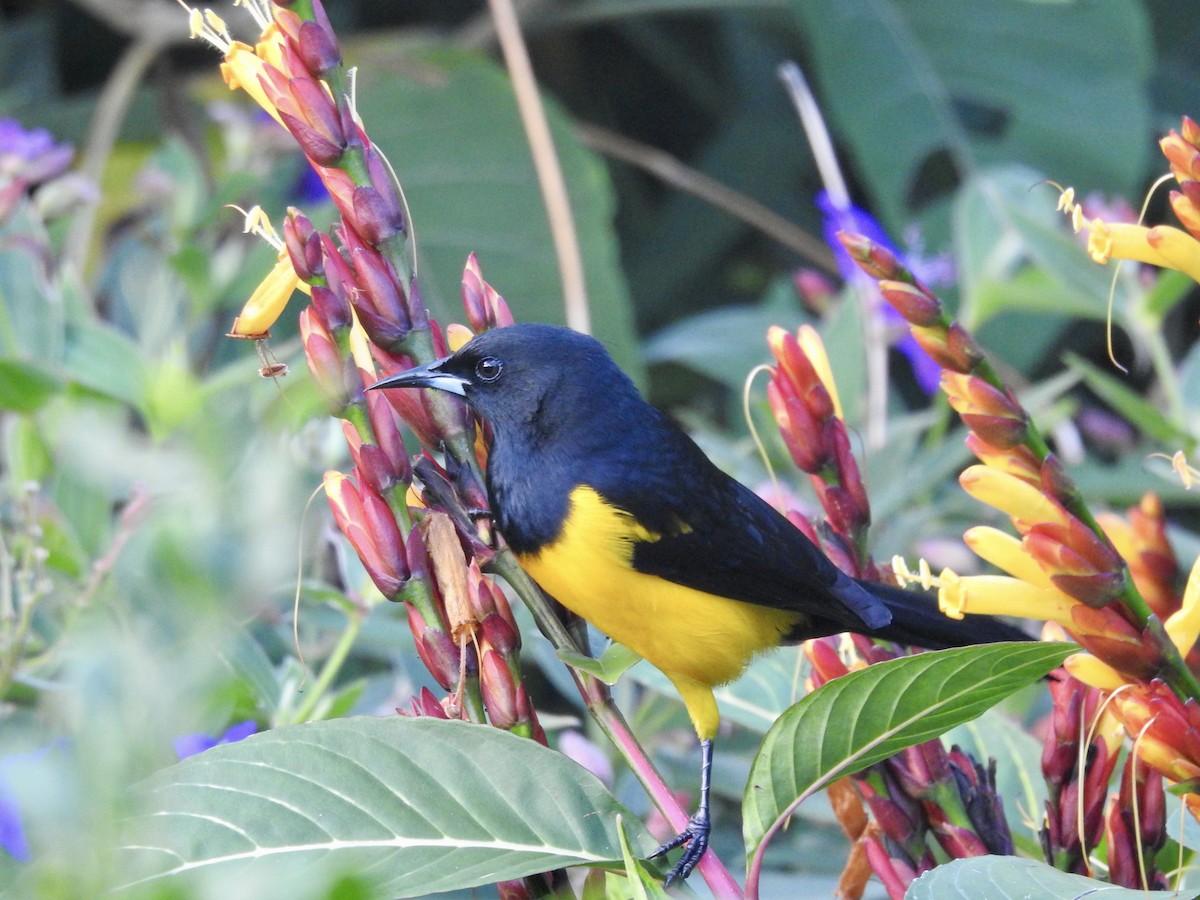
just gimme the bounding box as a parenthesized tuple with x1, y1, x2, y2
(292, 164, 329, 205)
(816, 189, 943, 394)
(0, 119, 73, 188)
(0, 743, 63, 863)
(173, 720, 258, 760)
(557, 730, 613, 786)
(0, 767, 29, 862)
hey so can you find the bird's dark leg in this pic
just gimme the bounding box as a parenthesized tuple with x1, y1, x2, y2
(650, 738, 713, 885)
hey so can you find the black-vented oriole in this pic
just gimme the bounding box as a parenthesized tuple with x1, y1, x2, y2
(371, 323, 1028, 884)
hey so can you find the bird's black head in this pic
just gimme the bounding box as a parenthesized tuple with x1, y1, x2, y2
(369, 323, 638, 440)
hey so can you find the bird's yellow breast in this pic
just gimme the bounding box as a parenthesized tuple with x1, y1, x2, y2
(516, 485, 797, 737)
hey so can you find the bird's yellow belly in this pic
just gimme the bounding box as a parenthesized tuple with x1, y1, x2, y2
(516, 486, 798, 694)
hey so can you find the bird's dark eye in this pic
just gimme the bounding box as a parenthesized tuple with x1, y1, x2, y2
(475, 356, 503, 383)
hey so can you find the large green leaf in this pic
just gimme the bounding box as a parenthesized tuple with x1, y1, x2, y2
(351, 44, 640, 378)
(906, 856, 1178, 899)
(791, 0, 1151, 231)
(742, 642, 1070, 863)
(118, 717, 649, 896)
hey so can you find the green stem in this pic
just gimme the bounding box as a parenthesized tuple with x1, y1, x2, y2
(287, 601, 365, 725)
(460, 672, 488, 725)
(1143, 328, 1187, 429)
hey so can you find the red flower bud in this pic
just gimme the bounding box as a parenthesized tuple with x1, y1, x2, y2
(864, 836, 916, 900)
(768, 375, 829, 473)
(296, 17, 341, 77)
(402, 686, 450, 720)
(836, 232, 903, 281)
(408, 604, 462, 691)
(352, 185, 402, 245)
(879, 280, 943, 327)
(283, 207, 322, 281)
(480, 649, 518, 729)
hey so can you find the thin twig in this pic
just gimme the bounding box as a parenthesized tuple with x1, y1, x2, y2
(486, 0, 591, 334)
(779, 61, 888, 449)
(577, 121, 838, 275)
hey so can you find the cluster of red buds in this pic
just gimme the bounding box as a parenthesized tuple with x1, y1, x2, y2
(767, 325, 876, 578)
(767, 325, 1013, 897)
(184, 0, 548, 749)
(806, 635, 1012, 899)
(1038, 671, 1123, 875)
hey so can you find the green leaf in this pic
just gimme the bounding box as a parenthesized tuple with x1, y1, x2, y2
(64, 321, 147, 410)
(119, 717, 648, 896)
(1064, 352, 1195, 450)
(791, 0, 1151, 232)
(0, 358, 62, 412)
(1141, 267, 1196, 323)
(905, 856, 1178, 899)
(351, 45, 640, 379)
(558, 641, 642, 684)
(742, 642, 1071, 861)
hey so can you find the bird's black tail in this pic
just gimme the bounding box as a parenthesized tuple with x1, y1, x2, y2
(854, 578, 1031, 650)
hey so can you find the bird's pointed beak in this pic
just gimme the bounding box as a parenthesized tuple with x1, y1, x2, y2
(368, 356, 468, 396)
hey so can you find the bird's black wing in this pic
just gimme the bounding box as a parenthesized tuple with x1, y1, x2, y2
(592, 423, 893, 633)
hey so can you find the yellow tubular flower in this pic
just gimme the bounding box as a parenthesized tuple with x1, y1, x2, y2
(963, 526, 1057, 589)
(1145, 225, 1200, 282)
(795, 324, 843, 420)
(958, 465, 1070, 527)
(229, 251, 306, 338)
(1064, 652, 1130, 692)
(220, 43, 283, 126)
(1085, 220, 1200, 283)
(1165, 554, 1200, 656)
(936, 569, 1079, 625)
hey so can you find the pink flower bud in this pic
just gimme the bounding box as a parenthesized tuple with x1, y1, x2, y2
(480, 649, 518, 729)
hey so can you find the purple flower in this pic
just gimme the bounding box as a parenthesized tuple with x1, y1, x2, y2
(0, 743, 64, 863)
(0, 767, 29, 862)
(0, 119, 73, 187)
(816, 190, 943, 394)
(173, 720, 258, 760)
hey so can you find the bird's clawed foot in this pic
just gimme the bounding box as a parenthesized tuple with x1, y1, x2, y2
(650, 809, 710, 887)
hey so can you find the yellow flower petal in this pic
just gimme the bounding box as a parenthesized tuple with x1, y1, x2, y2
(959, 465, 1070, 527)
(1063, 652, 1130, 691)
(796, 324, 843, 420)
(348, 312, 375, 375)
(1165, 553, 1200, 656)
(963, 525, 1056, 589)
(229, 252, 302, 338)
(446, 323, 474, 352)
